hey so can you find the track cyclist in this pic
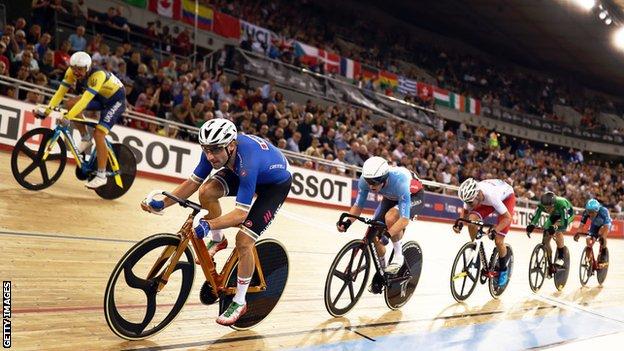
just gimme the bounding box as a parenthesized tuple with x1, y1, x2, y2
(336, 156, 424, 291)
(574, 198, 612, 264)
(35, 51, 126, 189)
(526, 192, 574, 266)
(141, 118, 292, 326)
(454, 178, 516, 287)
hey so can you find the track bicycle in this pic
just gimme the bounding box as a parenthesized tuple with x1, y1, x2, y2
(575, 232, 609, 287)
(527, 227, 570, 292)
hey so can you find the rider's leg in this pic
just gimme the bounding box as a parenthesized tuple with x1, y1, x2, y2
(494, 234, 507, 268)
(554, 231, 565, 262)
(85, 126, 109, 188)
(542, 231, 553, 260)
(467, 213, 480, 241)
(384, 208, 404, 271)
(232, 230, 255, 306)
(598, 225, 609, 263)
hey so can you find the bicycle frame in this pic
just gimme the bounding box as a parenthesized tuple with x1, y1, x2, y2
(579, 233, 606, 270)
(454, 218, 495, 275)
(146, 195, 268, 298)
(40, 121, 125, 188)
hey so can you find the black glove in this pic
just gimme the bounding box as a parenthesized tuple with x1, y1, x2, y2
(526, 224, 535, 238)
(452, 222, 464, 233)
(488, 227, 498, 240)
(544, 227, 556, 236)
(337, 218, 352, 232)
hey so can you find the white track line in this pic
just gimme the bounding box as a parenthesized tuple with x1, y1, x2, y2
(529, 292, 624, 325)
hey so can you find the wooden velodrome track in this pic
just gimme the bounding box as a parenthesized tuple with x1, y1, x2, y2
(1, 151, 624, 351)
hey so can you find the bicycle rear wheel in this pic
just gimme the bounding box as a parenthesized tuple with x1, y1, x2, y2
(488, 245, 514, 298)
(11, 128, 66, 190)
(95, 143, 137, 200)
(553, 246, 570, 291)
(528, 244, 547, 293)
(597, 248, 609, 285)
(220, 238, 289, 330)
(450, 242, 480, 302)
(384, 241, 422, 310)
(104, 233, 195, 340)
(323, 239, 370, 317)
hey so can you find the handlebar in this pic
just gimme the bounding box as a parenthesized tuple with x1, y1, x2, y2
(338, 213, 386, 229)
(146, 190, 203, 214)
(453, 218, 495, 240)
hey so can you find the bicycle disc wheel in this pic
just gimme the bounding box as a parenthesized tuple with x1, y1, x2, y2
(11, 128, 66, 190)
(553, 246, 571, 291)
(324, 239, 370, 317)
(384, 241, 422, 310)
(220, 238, 289, 330)
(488, 244, 514, 298)
(597, 248, 609, 285)
(104, 233, 195, 340)
(450, 242, 480, 302)
(579, 248, 591, 287)
(528, 244, 547, 293)
(95, 143, 137, 200)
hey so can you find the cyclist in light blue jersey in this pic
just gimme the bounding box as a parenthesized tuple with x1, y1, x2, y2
(574, 198, 612, 263)
(337, 156, 424, 284)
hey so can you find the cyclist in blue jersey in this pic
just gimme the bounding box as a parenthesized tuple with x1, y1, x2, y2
(574, 198, 612, 263)
(140, 118, 292, 326)
(337, 156, 424, 292)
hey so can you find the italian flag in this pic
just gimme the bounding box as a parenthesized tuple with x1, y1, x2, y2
(466, 97, 481, 115)
(451, 93, 465, 111)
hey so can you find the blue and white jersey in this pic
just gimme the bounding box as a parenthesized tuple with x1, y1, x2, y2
(581, 206, 612, 233)
(354, 167, 422, 219)
(191, 134, 291, 210)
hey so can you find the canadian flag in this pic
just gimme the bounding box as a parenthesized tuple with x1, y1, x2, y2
(148, 0, 181, 20)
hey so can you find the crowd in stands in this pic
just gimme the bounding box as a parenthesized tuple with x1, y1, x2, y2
(0, 3, 623, 216)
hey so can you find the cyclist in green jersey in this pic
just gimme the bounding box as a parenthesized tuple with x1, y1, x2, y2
(526, 192, 574, 266)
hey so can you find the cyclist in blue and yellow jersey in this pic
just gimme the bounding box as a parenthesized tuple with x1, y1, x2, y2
(574, 198, 612, 263)
(141, 118, 292, 326)
(37, 51, 126, 189)
(337, 156, 424, 293)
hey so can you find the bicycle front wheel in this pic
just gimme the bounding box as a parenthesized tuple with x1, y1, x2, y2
(450, 242, 480, 302)
(579, 248, 591, 287)
(324, 239, 370, 317)
(528, 244, 547, 293)
(11, 128, 67, 190)
(104, 233, 195, 340)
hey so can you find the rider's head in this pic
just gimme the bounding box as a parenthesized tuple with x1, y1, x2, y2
(540, 191, 556, 210)
(69, 51, 91, 79)
(585, 198, 600, 218)
(458, 178, 481, 205)
(362, 156, 389, 191)
(198, 118, 237, 168)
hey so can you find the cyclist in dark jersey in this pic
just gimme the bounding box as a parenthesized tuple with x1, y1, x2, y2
(141, 118, 292, 326)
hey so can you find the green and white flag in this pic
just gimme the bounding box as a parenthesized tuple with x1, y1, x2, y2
(124, 0, 147, 8)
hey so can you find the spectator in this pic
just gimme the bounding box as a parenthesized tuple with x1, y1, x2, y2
(54, 40, 71, 70)
(286, 132, 302, 153)
(215, 101, 231, 120)
(68, 26, 87, 53)
(34, 33, 51, 59)
(72, 0, 89, 25)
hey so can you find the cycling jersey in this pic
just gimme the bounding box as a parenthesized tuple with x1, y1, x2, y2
(531, 196, 574, 231)
(467, 179, 514, 215)
(581, 206, 612, 236)
(355, 166, 423, 219)
(191, 134, 291, 210)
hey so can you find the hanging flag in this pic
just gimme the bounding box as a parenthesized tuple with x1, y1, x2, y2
(417, 82, 433, 100)
(466, 97, 481, 115)
(451, 93, 466, 112)
(433, 86, 450, 107)
(397, 76, 416, 95)
(181, 0, 213, 30)
(361, 64, 379, 81)
(213, 11, 240, 39)
(240, 21, 274, 53)
(294, 41, 319, 66)
(339, 57, 361, 79)
(319, 49, 340, 74)
(148, 0, 181, 19)
(378, 71, 398, 88)
(124, 0, 147, 7)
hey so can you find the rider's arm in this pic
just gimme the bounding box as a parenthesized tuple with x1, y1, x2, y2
(208, 161, 258, 230)
(530, 206, 543, 226)
(347, 178, 369, 225)
(65, 70, 107, 120)
(162, 178, 201, 208)
(48, 68, 75, 109)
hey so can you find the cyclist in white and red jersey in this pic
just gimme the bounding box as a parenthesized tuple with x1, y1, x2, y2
(453, 178, 516, 287)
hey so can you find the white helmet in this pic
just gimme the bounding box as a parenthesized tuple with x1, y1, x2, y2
(458, 178, 479, 203)
(69, 51, 92, 71)
(198, 118, 237, 147)
(362, 156, 389, 185)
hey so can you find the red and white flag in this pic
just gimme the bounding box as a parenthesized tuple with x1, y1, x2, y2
(148, 0, 181, 20)
(319, 49, 340, 74)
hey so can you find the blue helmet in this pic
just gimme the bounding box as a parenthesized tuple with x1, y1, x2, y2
(585, 198, 600, 212)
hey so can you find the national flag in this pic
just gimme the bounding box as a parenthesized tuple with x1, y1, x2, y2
(433, 86, 450, 107)
(397, 76, 417, 95)
(181, 0, 213, 30)
(213, 11, 240, 39)
(417, 82, 433, 100)
(466, 97, 481, 115)
(361, 64, 379, 81)
(294, 41, 319, 66)
(378, 70, 398, 88)
(124, 0, 147, 7)
(450, 93, 466, 112)
(319, 49, 340, 74)
(148, 0, 181, 19)
(339, 57, 361, 79)
(271, 34, 294, 50)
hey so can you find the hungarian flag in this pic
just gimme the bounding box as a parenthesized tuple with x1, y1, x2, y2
(148, 0, 181, 19)
(181, 0, 213, 30)
(378, 70, 398, 89)
(433, 86, 450, 107)
(213, 11, 240, 39)
(294, 41, 319, 66)
(319, 49, 340, 74)
(340, 57, 361, 79)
